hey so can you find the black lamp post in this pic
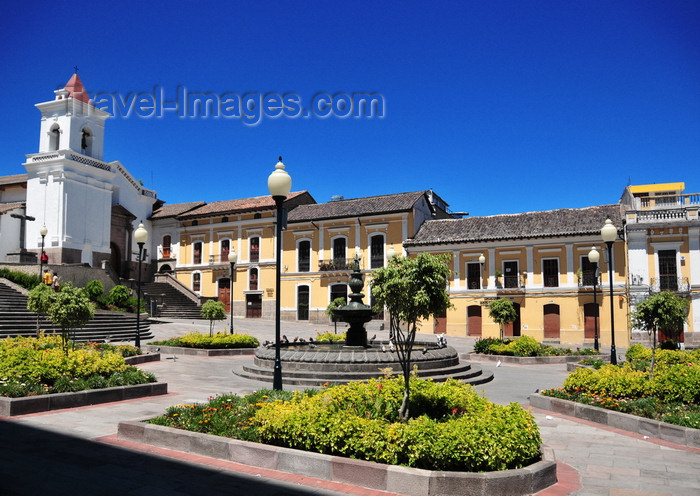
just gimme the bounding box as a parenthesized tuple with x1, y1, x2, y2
(588, 246, 600, 352)
(268, 157, 292, 390)
(134, 222, 148, 349)
(601, 219, 618, 365)
(39, 225, 48, 279)
(228, 248, 237, 334)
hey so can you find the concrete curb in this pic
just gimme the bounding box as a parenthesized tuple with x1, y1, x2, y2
(464, 353, 606, 365)
(141, 344, 256, 356)
(125, 353, 161, 365)
(117, 421, 557, 496)
(0, 383, 168, 416)
(530, 393, 700, 449)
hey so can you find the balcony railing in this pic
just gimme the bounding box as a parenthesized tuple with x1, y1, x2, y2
(637, 193, 700, 209)
(578, 272, 601, 287)
(649, 277, 690, 294)
(497, 275, 524, 291)
(319, 258, 358, 272)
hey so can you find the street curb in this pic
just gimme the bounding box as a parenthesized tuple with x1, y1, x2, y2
(125, 353, 161, 365)
(0, 382, 168, 416)
(530, 393, 700, 449)
(117, 421, 557, 496)
(464, 353, 606, 365)
(141, 344, 256, 356)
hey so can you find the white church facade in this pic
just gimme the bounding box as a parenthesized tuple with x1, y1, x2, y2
(2, 73, 158, 278)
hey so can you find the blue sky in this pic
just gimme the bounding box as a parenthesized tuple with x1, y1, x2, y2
(1, 1, 699, 217)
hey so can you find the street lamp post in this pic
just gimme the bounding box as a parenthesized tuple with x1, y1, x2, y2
(134, 223, 148, 349)
(39, 225, 48, 279)
(228, 248, 237, 335)
(268, 157, 292, 390)
(601, 219, 618, 365)
(588, 246, 600, 352)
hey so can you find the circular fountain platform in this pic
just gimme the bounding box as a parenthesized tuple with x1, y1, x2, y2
(233, 341, 494, 387)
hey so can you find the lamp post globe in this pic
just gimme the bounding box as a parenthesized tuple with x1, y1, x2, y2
(600, 219, 618, 364)
(134, 223, 148, 349)
(267, 157, 291, 391)
(588, 246, 600, 351)
(39, 225, 48, 278)
(228, 248, 237, 335)
(386, 245, 397, 261)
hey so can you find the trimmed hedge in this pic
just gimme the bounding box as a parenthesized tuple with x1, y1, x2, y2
(150, 332, 259, 349)
(253, 377, 542, 471)
(0, 268, 41, 290)
(474, 335, 599, 357)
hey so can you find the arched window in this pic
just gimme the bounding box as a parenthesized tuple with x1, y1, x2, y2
(332, 237, 346, 264)
(193, 272, 201, 292)
(81, 127, 92, 156)
(370, 234, 384, 269)
(162, 235, 171, 258)
(49, 124, 60, 151)
(298, 240, 311, 272)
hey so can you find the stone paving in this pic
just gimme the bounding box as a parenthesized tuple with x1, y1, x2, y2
(0, 318, 699, 495)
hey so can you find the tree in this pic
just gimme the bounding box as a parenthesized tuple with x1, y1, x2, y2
(631, 291, 689, 378)
(488, 298, 517, 340)
(370, 252, 452, 421)
(201, 300, 226, 336)
(31, 283, 93, 354)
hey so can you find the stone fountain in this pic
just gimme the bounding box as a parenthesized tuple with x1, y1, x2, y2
(234, 260, 493, 387)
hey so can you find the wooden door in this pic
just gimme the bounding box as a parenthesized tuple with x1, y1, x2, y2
(467, 305, 482, 337)
(434, 309, 446, 334)
(543, 304, 560, 339)
(503, 303, 521, 337)
(584, 303, 599, 339)
(218, 278, 231, 312)
(246, 294, 262, 318)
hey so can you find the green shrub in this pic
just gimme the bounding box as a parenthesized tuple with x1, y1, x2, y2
(473, 337, 502, 354)
(151, 332, 259, 349)
(108, 285, 131, 307)
(315, 331, 346, 343)
(253, 377, 541, 471)
(84, 280, 104, 301)
(650, 364, 700, 403)
(0, 268, 41, 290)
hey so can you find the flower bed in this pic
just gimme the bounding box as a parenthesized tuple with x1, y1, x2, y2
(148, 331, 259, 349)
(473, 336, 602, 357)
(0, 336, 157, 398)
(540, 344, 700, 430)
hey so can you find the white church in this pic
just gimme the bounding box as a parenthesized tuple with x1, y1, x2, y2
(0, 73, 158, 279)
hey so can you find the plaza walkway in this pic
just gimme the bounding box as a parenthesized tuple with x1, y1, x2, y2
(0, 318, 698, 495)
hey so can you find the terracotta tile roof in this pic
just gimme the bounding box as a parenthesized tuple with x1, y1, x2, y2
(64, 73, 90, 104)
(405, 204, 622, 246)
(0, 174, 28, 188)
(150, 201, 206, 219)
(0, 202, 25, 215)
(287, 191, 429, 222)
(178, 191, 311, 219)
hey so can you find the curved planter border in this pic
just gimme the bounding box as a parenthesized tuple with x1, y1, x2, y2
(125, 352, 161, 365)
(530, 393, 700, 449)
(464, 353, 607, 365)
(142, 344, 256, 357)
(0, 382, 168, 417)
(117, 421, 557, 496)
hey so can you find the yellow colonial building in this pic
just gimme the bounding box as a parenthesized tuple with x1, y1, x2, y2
(403, 205, 629, 350)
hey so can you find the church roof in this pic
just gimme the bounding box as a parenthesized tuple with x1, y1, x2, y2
(179, 191, 312, 219)
(404, 204, 622, 246)
(0, 174, 28, 188)
(64, 73, 90, 104)
(287, 191, 430, 222)
(0, 202, 25, 215)
(150, 201, 206, 219)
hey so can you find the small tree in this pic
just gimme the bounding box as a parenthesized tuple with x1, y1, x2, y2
(84, 280, 104, 302)
(489, 298, 517, 340)
(201, 300, 226, 336)
(108, 285, 131, 308)
(631, 291, 689, 378)
(46, 283, 94, 353)
(370, 252, 452, 422)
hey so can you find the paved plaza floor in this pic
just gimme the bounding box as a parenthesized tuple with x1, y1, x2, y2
(1, 318, 699, 495)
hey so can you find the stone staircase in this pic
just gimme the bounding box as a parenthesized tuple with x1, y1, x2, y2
(0, 280, 153, 343)
(142, 281, 202, 319)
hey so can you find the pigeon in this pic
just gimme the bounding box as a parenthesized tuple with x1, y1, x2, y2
(422, 346, 428, 354)
(381, 344, 387, 352)
(309, 343, 316, 349)
(496, 360, 501, 367)
(309, 337, 314, 343)
(282, 335, 289, 343)
(293, 336, 299, 342)
(369, 334, 376, 343)
(389, 341, 395, 352)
